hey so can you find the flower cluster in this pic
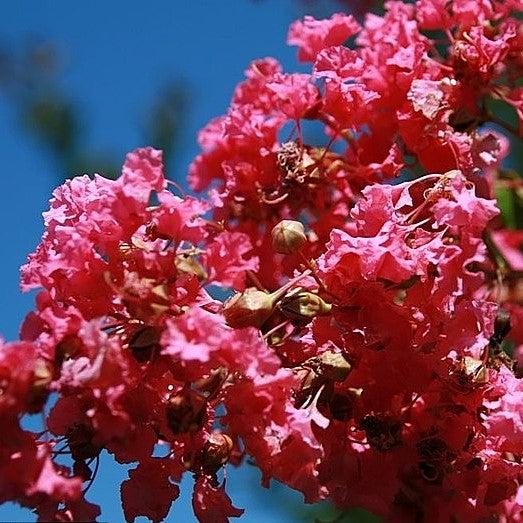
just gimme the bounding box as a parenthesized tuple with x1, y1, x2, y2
(1, 1, 523, 522)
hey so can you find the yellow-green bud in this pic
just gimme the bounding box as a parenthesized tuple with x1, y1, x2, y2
(280, 291, 332, 321)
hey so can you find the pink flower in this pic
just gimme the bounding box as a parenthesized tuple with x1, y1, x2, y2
(288, 13, 360, 62)
(4, 1, 523, 521)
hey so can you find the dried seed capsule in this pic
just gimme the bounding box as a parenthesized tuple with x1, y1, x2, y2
(294, 367, 322, 408)
(277, 141, 302, 174)
(450, 356, 488, 393)
(271, 220, 307, 255)
(416, 436, 455, 483)
(360, 414, 402, 451)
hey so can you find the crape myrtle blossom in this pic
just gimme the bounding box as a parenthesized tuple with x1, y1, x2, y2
(1, 1, 523, 522)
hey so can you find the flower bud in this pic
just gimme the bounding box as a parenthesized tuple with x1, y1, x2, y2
(271, 220, 307, 254)
(66, 423, 101, 461)
(491, 308, 511, 345)
(166, 390, 207, 435)
(223, 288, 276, 328)
(327, 388, 361, 422)
(175, 254, 208, 281)
(326, 392, 352, 422)
(280, 291, 332, 321)
(128, 325, 160, 362)
(318, 350, 351, 382)
(200, 433, 234, 474)
(223, 272, 313, 329)
(193, 367, 229, 398)
(27, 359, 52, 414)
(73, 459, 93, 481)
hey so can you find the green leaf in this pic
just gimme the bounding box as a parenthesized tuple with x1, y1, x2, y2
(495, 185, 523, 230)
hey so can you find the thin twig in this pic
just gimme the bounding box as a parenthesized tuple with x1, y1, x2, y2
(83, 455, 100, 495)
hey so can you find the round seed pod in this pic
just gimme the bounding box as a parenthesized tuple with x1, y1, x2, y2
(271, 220, 307, 255)
(200, 433, 234, 474)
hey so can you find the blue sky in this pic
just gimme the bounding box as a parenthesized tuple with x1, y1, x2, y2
(0, 1, 353, 522)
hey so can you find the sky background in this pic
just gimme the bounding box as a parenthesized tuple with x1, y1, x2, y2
(0, 1, 361, 522)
